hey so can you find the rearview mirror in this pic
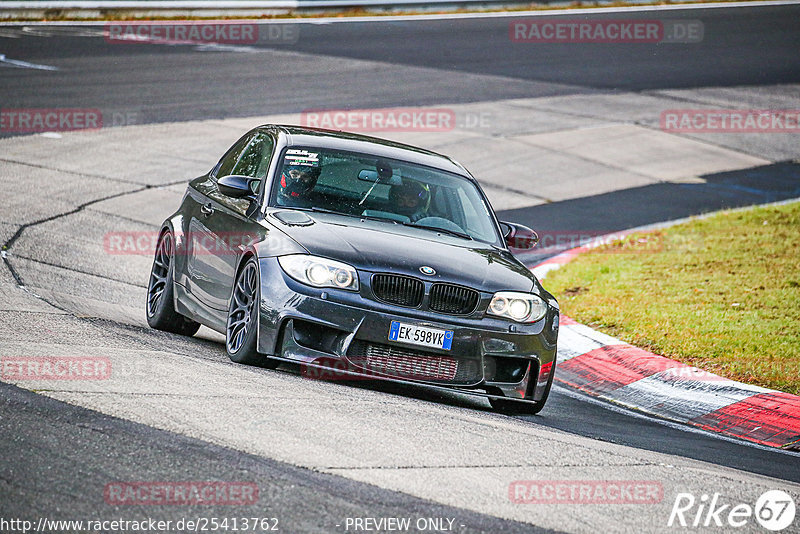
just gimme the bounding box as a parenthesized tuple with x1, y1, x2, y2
(358, 169, 402, 185)
(218, 175, 257, 198)
(501, 221, 539, 250)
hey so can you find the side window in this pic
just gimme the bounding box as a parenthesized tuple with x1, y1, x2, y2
(232, 133, 274, 180)
(215, 133, 254, 178)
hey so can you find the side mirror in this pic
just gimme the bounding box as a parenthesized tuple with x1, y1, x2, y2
(501, 221, 539, 250)
(218, 175, 257, 198)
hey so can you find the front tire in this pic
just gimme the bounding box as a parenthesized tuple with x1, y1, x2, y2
(146, 231, 201, 336)
(226, 258, 265, 365)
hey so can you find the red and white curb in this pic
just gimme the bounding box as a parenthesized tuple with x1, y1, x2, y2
(531, 237, 800, 451)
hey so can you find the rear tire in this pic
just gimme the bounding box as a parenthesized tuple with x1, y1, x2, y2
(146, 231, 201, 336)
(226, 258, 264, 365)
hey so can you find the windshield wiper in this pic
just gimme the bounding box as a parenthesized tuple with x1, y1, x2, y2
(284, 207, 470, 239)
(310, 207, 351, 216)
(361, 215, 401, 225)
(402, 222, 473, 240)
(289, 207, 399, 224)
(290, 207, 360, 219)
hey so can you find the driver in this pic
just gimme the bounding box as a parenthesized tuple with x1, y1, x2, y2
(389, 180, 430, 222)
(277, 163, 321, 205)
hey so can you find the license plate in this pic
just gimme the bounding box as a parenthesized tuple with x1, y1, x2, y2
(388, 321, 453, 351)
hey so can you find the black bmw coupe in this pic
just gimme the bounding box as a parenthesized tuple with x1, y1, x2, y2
(146, 125, 559, 413)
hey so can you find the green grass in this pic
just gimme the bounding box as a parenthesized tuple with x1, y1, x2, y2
(544, 201, 800, 395)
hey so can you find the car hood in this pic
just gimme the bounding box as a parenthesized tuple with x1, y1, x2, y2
(269, 210, 536, 293)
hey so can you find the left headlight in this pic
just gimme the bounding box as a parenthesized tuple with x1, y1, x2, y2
(278, 254, 359, 291)
(487, 291, 548, 323)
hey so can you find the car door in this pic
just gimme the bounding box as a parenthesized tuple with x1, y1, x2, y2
(186, 131, 275, 311)
(177, 132, 252, 294)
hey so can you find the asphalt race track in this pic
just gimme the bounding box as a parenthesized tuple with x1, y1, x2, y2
(1, 4, 799, 125)
(1, 3, 800, 533)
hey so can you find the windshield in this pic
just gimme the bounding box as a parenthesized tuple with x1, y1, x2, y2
(269, 146, 502, 245)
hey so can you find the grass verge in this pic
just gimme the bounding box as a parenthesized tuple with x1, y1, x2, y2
(544, 201, 800, 395)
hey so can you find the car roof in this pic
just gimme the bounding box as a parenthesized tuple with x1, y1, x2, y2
(258, 124, 472, 179)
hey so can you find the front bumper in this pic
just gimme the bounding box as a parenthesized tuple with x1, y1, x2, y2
(257, 257, 558, 401)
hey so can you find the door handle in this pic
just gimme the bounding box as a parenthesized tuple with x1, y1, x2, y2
(201, 203, 214, 216)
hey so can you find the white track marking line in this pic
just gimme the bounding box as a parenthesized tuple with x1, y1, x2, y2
(0, 53, 58, 70)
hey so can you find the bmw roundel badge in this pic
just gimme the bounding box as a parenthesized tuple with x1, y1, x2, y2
(419, 266, 436, 276)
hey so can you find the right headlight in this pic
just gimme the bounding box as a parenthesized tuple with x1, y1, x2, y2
(487, 291, 548, 323)
(278, 254, 359, 291)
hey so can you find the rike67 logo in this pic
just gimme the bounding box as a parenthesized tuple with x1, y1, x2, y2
(668, 490, 796, 531)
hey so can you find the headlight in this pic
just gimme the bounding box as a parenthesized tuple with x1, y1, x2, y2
(278, 254, 359, 291)
(487, 291, 548, 323)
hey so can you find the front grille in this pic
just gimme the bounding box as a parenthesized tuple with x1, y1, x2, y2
(347, 340, 481, 383)
(429, 283, 479, 315)
(371, 274, 424, 308)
